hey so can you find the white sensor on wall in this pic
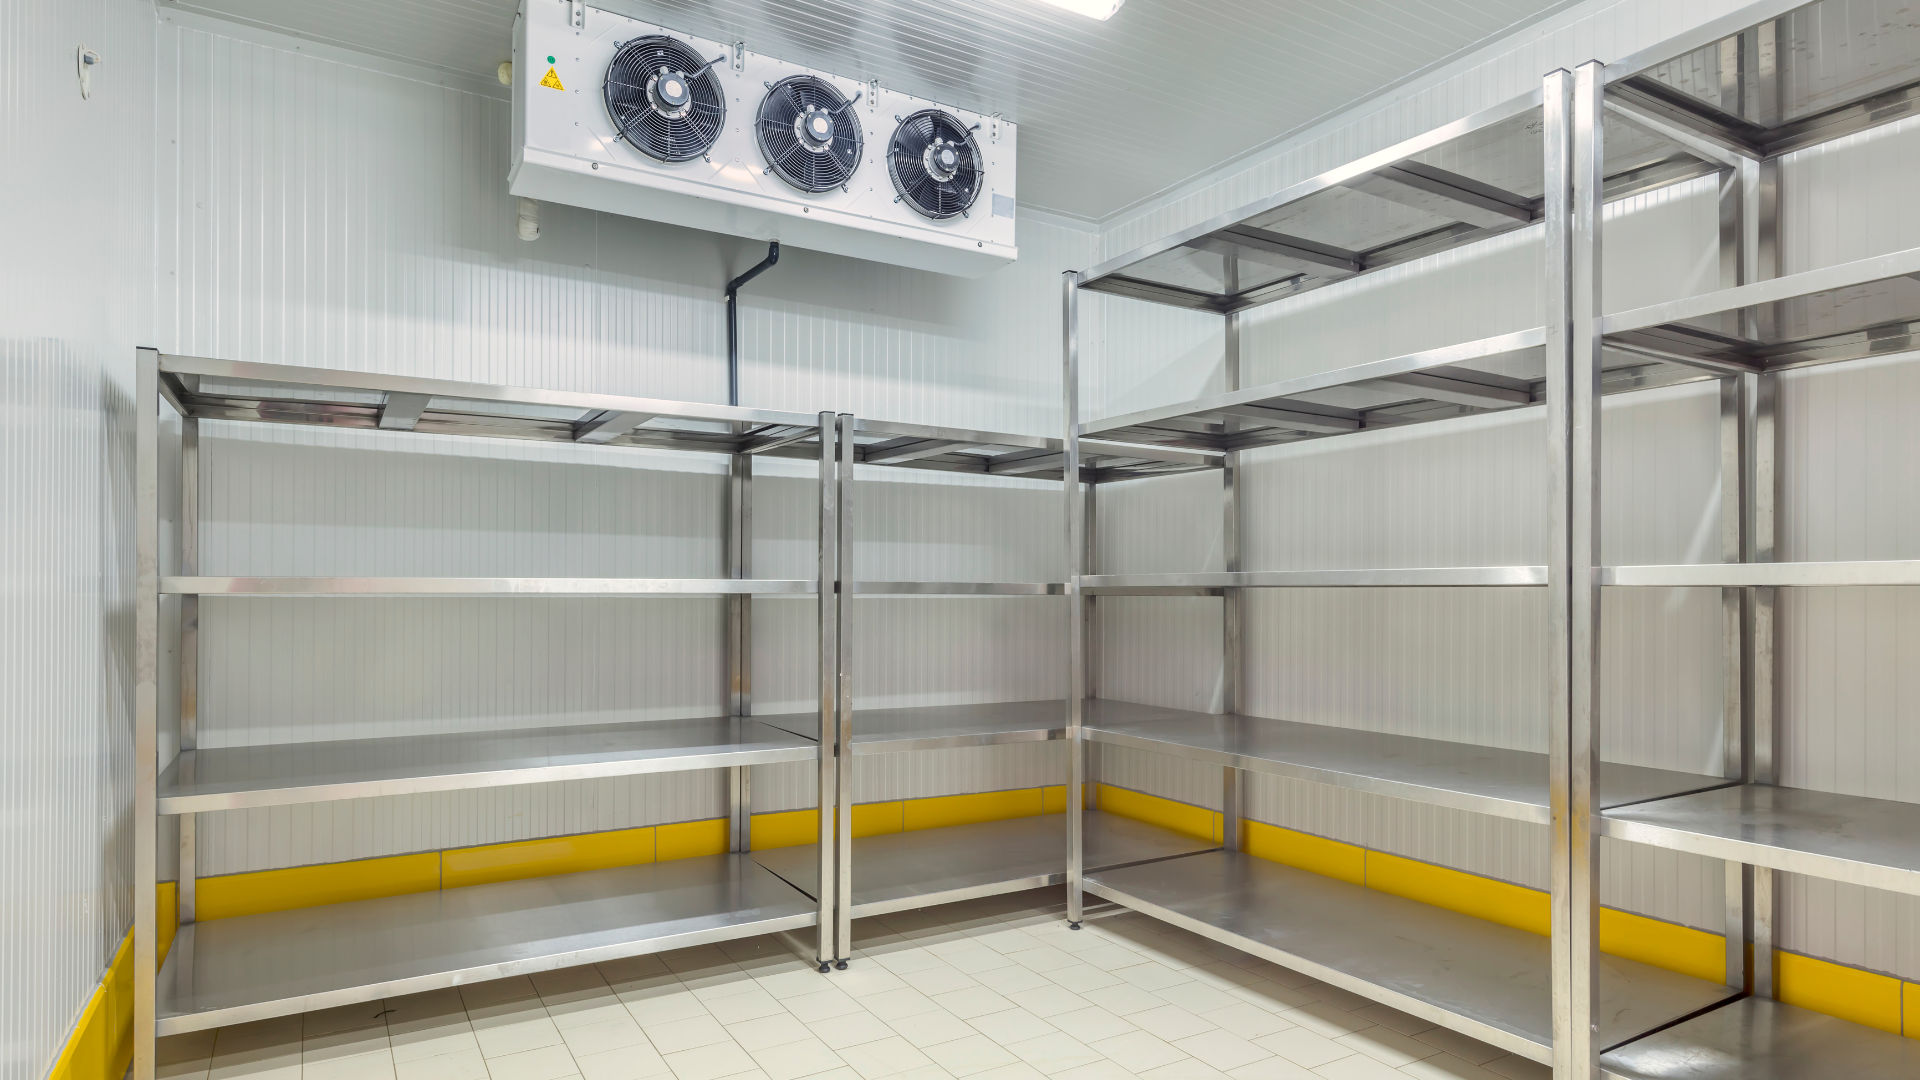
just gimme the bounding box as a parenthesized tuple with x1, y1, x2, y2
(509, 0, 1018, 277)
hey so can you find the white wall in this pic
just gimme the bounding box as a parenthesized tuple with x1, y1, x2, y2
(0, 0, 155, 1077)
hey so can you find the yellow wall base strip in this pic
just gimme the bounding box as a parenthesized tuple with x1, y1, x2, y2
(1779, 949, 1902, 1034)
(443, 827, 653, 890)
(200, 852, 441, 920)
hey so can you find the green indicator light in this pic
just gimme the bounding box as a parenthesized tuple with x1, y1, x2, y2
(547, 55, 555, 64)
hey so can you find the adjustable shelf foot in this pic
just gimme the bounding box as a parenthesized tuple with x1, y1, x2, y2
(835, 959, 849, 970)
(818, 961, 831, 973)
(1069, 921, 1081, 930)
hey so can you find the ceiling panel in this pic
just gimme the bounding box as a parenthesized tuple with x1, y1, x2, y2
(169, 0, 1576, 221)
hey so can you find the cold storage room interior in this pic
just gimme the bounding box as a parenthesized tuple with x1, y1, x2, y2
(13, 0, 1920, 1078)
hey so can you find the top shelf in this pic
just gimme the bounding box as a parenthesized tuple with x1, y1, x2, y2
(1078, 92, 1716, 315)
(159, 355, 1214, 483)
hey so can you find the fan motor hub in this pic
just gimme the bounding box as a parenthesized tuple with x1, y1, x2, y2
(647, 70, 694, 119)
(922, 139, 962, 182)
(794, 107, 838, 152)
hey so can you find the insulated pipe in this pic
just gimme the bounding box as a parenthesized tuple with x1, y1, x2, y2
(726, 242, 780, 407)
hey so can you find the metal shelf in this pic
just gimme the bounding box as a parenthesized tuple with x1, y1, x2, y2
(1601, 996, 1920, 1079)
(1085, 699, 1727, 824)
(756, 699, 1065, 753)
(1601, 246, 1920, 377)
(753, 811, 1217, 919)
(1603, 559, 1920, 587)
(1077, 92, 1716, 315)
(1086, 850, 1737, 1066)
(846, 416, 1220, 483)
(158, 716, 818, 814)
(1083, 567, 1545, 593)
(853, 581, 1066, 596)
(1602, 784, 1920, 897)
(163, 576, 817, 596)
(153, 853, 816, 1036)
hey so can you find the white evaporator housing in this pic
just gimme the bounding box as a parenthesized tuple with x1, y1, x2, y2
(510, 0, 1018, 277)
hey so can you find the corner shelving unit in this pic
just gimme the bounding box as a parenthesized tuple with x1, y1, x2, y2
(751, 414, 1221, 966)
(1568, 1, 1920, 1074)
(131, 353, 842, 1077)
(1061, 59, 1749, 1068)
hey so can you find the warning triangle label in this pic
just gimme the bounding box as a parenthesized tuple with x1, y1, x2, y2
(540, 66, 565, 90)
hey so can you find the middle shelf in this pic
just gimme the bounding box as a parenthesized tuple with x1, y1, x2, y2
(1085, 698, 1729, 823)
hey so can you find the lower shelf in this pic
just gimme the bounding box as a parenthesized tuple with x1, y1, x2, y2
(751, 811, 1217, 918)
(1601, 996, 1920, 1079)
(155, 853, 816, 1035)
(1086, 850, 1736, 1066)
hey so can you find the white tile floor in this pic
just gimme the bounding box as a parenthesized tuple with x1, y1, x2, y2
(156, 888, 1552, 1080)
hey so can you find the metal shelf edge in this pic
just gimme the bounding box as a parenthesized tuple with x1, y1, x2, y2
(164, 576, 819, 596)
(1081, 567, 1548, 589)
(1602, 560, 1920, 587)
(1600, 246, 1920, 337)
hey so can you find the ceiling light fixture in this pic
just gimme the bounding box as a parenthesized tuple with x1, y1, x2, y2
(1033, 0, 1124, 20)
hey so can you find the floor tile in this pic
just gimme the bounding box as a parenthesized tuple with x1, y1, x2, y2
(968, 931, 1042, 956)
(834, 966, 913, 999)
(1004, 986, 1090, 1020)
(1332, 1027, 1436, 1069)
(706, 992, 789, 1027)
(484, 1045, 577, 1080)
(1113, 966, 1192, 993)
(1200, 1004, 1292, 1042)
(559, 1016, 649, 1057)
(1250, 1029, 1350, 1071)
(919, 1035, 1018, 1078)
(597, 955, 672, 985)
(812, 1014, 900, 1051)
(384, 993, 468, 1030)
(837, 1037, 935, 1080)
(1040, 1008, 1133, 1045)
(1001, 1033, 1100, 1076)
(460, 980, 541, 1013)
(726, 1015, 817, 1053)
(1169, 1030, 1270, 1072)
(783, 989, 867, 1024)
(1274, 1005, 1369, 1040)
(1409, 1029, 1503, 1066)
(305, 1027, 392, 1064)
(961, 1065, 1046, 1080)
(972, 967, 1054, 996)
(748, 1039, 846, 1080)
(1222, 1059, 1317, 1080)
(1293, 985, 1373, 1015)
(929, 987, 1016, 1021)
(393, 1048, 489, 1080)
(623, 988, 711, 1028)
(900, 967, 983, 997)
(757, 970, 839, 1001)
(1084, 1031, 1187, 1072)
(1135, 1060, 1230, 1080)
(473, 1019, 565, 1061)
(541, 993, 629, 1034)
(872, 949, 951, 976)
(966, 1010, 1056, 1047)
(860, 990, 942, 1023)
(883, 1009, 978, 1050)
(303, 1050, 397, 1080)
(574, 1045, 673, 1080)
(661, 946, 736, 973)
(159, 1036, 217, 1071)
(306, 1005, 393, 1040)
(1126, 1006, 1216, 1043)
(1002, 948, 1078, 975)
(1302, 1054, 1401, 1080)
(663, 1042, 760, 1080)
(1071, 947, 1148, 973)
(1397, 1055, 1506, 1080)
(1078, 985, 1170, 1017)
(1225, 985, 1312, 1015)
(1152, 984, 1239, 1015)
(645, 1016, 734, 1055)
(1345, 1004, 1432, 1038)
(942, 950, 1020, 977)
(1039, 966, 1123, 996)
(1048, 1062, 1131, 1080)
(1478, 1055, 1550, 1080)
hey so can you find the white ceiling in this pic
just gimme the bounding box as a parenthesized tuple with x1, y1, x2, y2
(169, 0, 1579, 221)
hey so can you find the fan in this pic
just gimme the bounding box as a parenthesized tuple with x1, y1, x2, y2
(757, 76, 863, 192)
(603, 35, 726, 163)
(887, 110, 983, 220)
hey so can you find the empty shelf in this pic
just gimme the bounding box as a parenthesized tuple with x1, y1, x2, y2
(751, 811, 1216, 918)
(1087, 850, 1736, 1066)
(155, 853, 816, 1035)
(1603, 560, 1920, 587)
(163, 577, 815, 596)
(1085, 699, 1727, 824)
(853, 582, 1066, 596)
(844, 416, 1216, 483)
(755, 700, 1066, 753)
(1602, 784, 1920, 897)
(1601, 996, 1920, 1079)
(1082, 567, 1545, 591)
(159, 716, 818, 813)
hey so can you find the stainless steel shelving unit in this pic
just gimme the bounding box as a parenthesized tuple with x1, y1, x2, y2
(131, 353, 847, 1078)
(1580, 1, 1920, 1075)
(751, 414, 1220, 964)
(1056, 15, 1826, 1066)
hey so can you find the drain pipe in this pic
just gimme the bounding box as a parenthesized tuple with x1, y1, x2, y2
(726, 241, 780, 407)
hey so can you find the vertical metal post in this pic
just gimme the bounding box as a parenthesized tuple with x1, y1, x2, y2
(814, 412, 838, 971)
(834, 414, 855, 968)
(1084, 481, 1099, 812)
(727, 452, 753, 852)
(1221, 298, 1244, 852)
(1749, 370, 1780, 997)
(1567, 60, 1606, 1080)
(1064, 270, 1086, 926)
(178, 417, 200, 922)
(1720, 376, 1751, 990)
(134, 348, 162, 1080)
(1541, 68, 1577, 1080)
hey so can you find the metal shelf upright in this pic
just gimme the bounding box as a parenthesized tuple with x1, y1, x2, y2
(132, 353, 844, 1079)
(750, 414, 1221, 966)
(1061, 57, 1755, 1068)
(1551, 0, 1920, 1075)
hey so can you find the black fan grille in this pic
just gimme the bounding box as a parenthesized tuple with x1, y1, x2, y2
(888, 110, 983, 220)
(604, 36, 724, 163)
(756, 76, 863, 193)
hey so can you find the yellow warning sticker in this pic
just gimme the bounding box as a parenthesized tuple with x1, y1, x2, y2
(539, 66, 565, 90)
